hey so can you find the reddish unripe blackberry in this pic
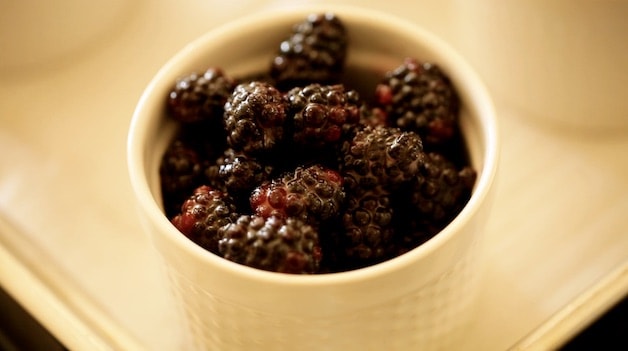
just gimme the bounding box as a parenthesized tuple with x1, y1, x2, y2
(374, 58, 459, 146)
(411, 152, 476, 230)
(224, 81, 288, 155)
(250, 164, 345, 226)
(167, 67, 235, 123)
(340, 186, 396, 263)
(171, 185, 240, 253)
(271, 12, 348, 90)
(218, 215, 322, 274)
(340, 126, 424, 192)
(285, 84, 360, 149)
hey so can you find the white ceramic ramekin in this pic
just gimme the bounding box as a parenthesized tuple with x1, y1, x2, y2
(128, 6, 498, 351)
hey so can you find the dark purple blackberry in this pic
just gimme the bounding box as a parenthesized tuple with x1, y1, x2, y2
(250, 164, 345, 226)
(202, 161, 227, 196)
(389, 152, 475, 254)
(218, 215, 322, 274)
(358, 104, 388, 129)
(374, 58, 460, 146)
(340, 126, 424, 192)
(171, 185, 239, 253)
(160, 139, 205, 218)
(340, 186, 396, 264)
(387, 190, 435, 256)
(217, 148, 274, 196)
(270, 13, 348, 90)
(224, 81, 288, 155)
(285, 84, 360, 149)
(410, 152, 476, 232)
(167, 67, 235, 124)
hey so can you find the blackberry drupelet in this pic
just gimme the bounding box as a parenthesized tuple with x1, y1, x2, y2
(374, 58, 460, 146)
(171, 185, 240, 253)
(250, 164, 345, 227)
(224, 81, 288, 155)
(410, 152, 476, 233)
(285, 84, 360, 149)
(218, 215, 322, 274)
(340, 125, 424, 192)
(167, 67, 235, 124)
(270, 12, 348, 90)
(340, 186, 396, 264)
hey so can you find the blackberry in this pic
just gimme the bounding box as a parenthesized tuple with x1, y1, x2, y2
(340, 186, 396, 264)
(160, 139, 205, 218)
(218, 215, 322, 274)
(340, 126, 424, 192)
(202, 161, 227, 195)
(217, 148, 274, 197)
(410, 152, 476, 232)
(171, 185, 239, 253)
(250, 164, 345, 226)
(358, 104, 388, 129)
(374, 58, 459, 146)
(176, 118, 229, 162)
(285, 84, 360, 149)
(167, 67, 235, 124)
(388, 191, 436, 255)
(224, 81, 288, 155)
(270, 13, 348, 90)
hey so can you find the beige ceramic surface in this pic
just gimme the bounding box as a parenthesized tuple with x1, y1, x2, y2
(1, 1, 627, 351)
(452, 0, 628, 130)
(0, 0, 131, 74)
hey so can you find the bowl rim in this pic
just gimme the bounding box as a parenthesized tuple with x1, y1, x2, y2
(127, 5, 499, 287)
